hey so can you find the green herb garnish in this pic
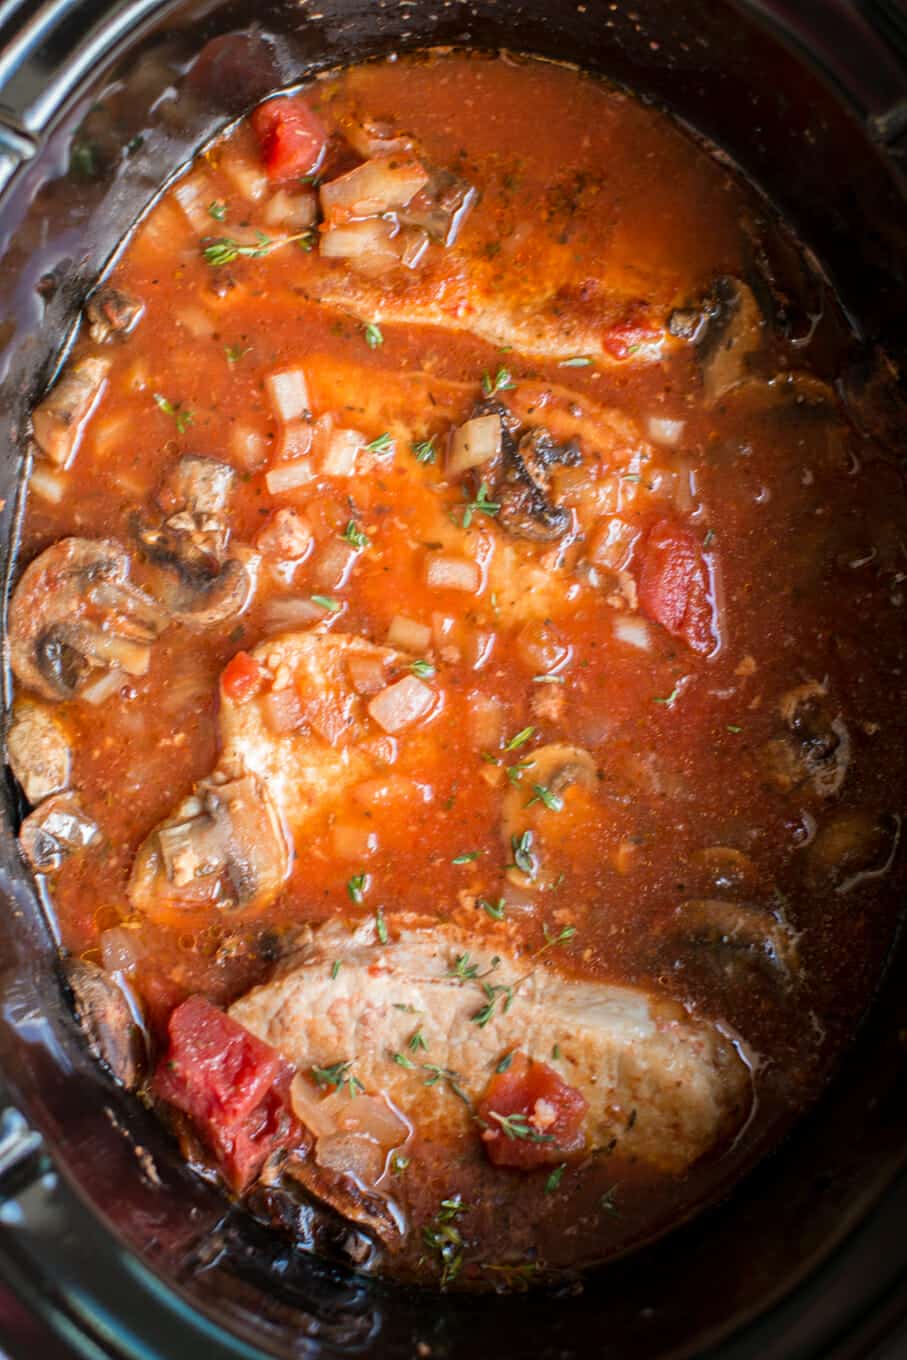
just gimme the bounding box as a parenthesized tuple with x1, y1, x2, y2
(471, 981, 514, 1028)
(545, 1164, 566, 1193)
(311, 594, 341, 613)
(558, 355, 593, 367)
(423, 1196, 470, 1287)
(310, 1060, 363, 1098)
(224, 344, 249, 364)
(527, 783, 564, 812)
(452, 851, 478, 865)
(202, 230, 312, 266)
(363, 321, 384, 349)
(331, 959, 342, 980)
(347, 872, 369, 905)
(366, 431, 393, 453)
(375, 906, 388, 944)
(405, 659, 435, 679)
(503, 726, 535, 753)
(408, 1026, 428, 1053)
(153, 392, 193, 434)
(412, 437, 437, 464)
(479, 897, 506, 921)
(342, 520, 370, 549)
(486, 1111, 553, 1143)
(510, 830, 536, 877)
(462, 481, 501, 528)
(208, 200, 227, 221)
(538, 923, 577, 956)
(652, 684, 681, 706)
(481, 367, 516, 396)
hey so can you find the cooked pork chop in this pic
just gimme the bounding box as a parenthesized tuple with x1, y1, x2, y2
(230, 921, 751, 1175)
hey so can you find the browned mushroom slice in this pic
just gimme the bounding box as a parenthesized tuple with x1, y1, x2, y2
(673, 899, 799, 981)
(763, 680, 851, 799)
(132, 455, 255, 628)
(19, 791, 100, 873)
(502, 744, 598, 890)
(400, 165, 478, 246)
(9, 538, 169, 702)
(7, 700, 71, 803)
(128, 765, 291, 917)
(63, 957, 146, 1089)
(464, 401, 581, 543)
(84, 286, 145, 344)
(669, 276, 764, 403)
(31, 356, 111, 467)
(806, 810, 901, 894)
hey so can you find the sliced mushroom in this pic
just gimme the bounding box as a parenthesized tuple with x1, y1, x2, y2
(7, 700, 71, 804)
(400, 164, 478, 246)
(19, 791, 100, 873)
(502, 743, 598, 890)
(806, 810, 901, 894)
(763, 681, 850, 799)
(128, 764, 291, 917)
(132, 455, 255, 627)
(470, 401, 581, 543)
(84, 286, 145, 345)
(9, 538, 169, 702)
(63, 956, 146, 1089)
(672, 899, 799, 981)
(669, 276, 764, 403)
(31, 356, 111, 467)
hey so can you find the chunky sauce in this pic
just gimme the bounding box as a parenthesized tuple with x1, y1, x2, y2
(10, 51, 907, 1288)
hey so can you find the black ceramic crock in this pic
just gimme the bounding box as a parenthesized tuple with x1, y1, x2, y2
(0, 3, 906, 1357)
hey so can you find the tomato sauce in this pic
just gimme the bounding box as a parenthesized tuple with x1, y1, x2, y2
(11, 50, 907, 1288)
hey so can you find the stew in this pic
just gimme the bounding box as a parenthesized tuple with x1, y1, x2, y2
(9, 48, 907, 1290)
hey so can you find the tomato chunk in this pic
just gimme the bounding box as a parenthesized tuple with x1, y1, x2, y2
(153, 996, 301, 1191)
(251, 96, 326, 181)
(221, 650, 264, 703)
(638, 518, 717, 655)
(476, 1052, 587, 1168)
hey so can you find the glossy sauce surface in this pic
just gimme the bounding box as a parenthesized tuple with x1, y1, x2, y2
(12, 51, 907, 1288)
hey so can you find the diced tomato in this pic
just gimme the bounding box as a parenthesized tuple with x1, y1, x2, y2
(221, 650, 264, 703)
(476, 1052, 587, 1169)
(638, 517, 717, 655)
(601, 316, 662, 361)
(153, 996, 302, 1191)
(251, 96, 327, 182)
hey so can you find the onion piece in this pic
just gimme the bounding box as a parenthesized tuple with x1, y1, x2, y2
(324, 1092, 408, 1146)
(100, 926, 145, 975)
(468, 692, 504, 750)
(262, 596, 330, 632)
(447, 414, 502, 478)
(313, 540, 359, 590)
(347, 652, 389, 696)
(332, 822, 379, 860)
(353, 774, 434, 807)
(368, 675, 435, 733)
(219, 147, 269, 203)
(322, 428, 363, 477)
(262, 685, 304, 735)
(263, 188, 317, 230)
(290, 1075, 337, 1139)
(320, 155, 429, 222)
(400, 227, 430, 270)
(613, 615, 652, 651)
(174, 304, 216, 338)
(80, 668, 125, 706)
(173, 173, 219, 233)
(255, 508, 313, 561)
(229, 424, 268, 471)
(646, 415, 686, 446)
(265, 459, 314, 495)
(88, 633, 150, 676)
(320, 220, 400, 276)
(386, 615, 431, 653)
(587, 517, 639, 572)
(316, 1132, 385, 1185)
(277, 420, 313, 462)
(265, 367, 310, 423)
(425, 554, 481, 593)
(29, 464, 67, 504)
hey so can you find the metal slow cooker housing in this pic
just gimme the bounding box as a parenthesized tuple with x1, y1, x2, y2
(0, 2, 905, 1357)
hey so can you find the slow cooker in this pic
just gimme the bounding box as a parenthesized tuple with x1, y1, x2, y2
(0, 2, 905, 1356)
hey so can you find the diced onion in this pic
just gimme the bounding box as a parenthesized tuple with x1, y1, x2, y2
(290, 1075, 337, 1139)
(325, 1092, 408, 1146)
(265, 459, 314, 495)
(313, 540, 358, 590)
(264, 188, 317, 230)
(332, 822, 379, 860)
(400, 227, 430, 270)
(322, 428, 363, 477)
(262, 596, 329, 632)
(265, 367, 310, 423)
(353, 774, 434, 807)
(368, 675, 435, 733)
(262, 685, 304, 734)
(277, 420, 314, 461)
(230, 423, 269, 471)
(646, 415, 686, 446)
(316, 1132, 385, 1186)
(173, 173, 218, 233)
(320, 155, 429, 221)
(219, 147, 269, 203)
(29, 464, 66, 504)
(386, 615, 431, 653)
(347, 652, 389, 696)
(613, 615, 652, 651)
(320, 220, 400, 276)
(431, 613, 456, 647)
(469, 630, 496, 671)
(446, 414, 502, 478)
(587, 517, 638, 572)
(80, 668, 125, 706)
(88, 634, 150, 676)
(100, 926, 145, 975)
(174, 304, 216, 338)
(468, 692, 504, 750)
(425, 555, 481, 593)
(255, 508, 313, 561)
